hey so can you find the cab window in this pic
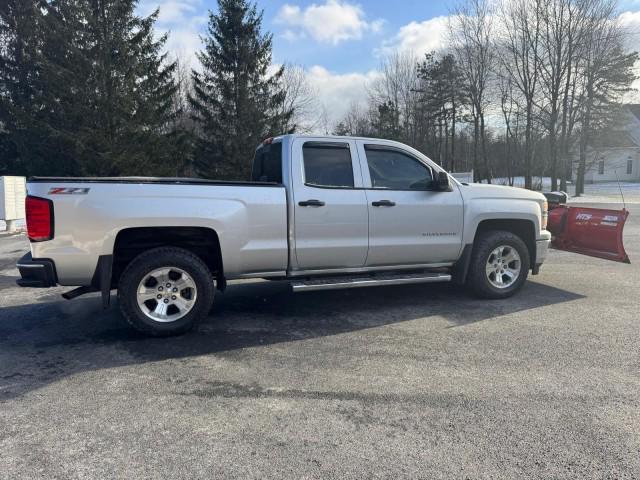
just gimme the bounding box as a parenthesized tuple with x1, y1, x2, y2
(251, 141, 283, 183)
(303, 142, 354, 188)
(365, 146, 433, 190)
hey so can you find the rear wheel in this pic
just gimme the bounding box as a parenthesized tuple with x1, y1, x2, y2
(118, 247, 215, 336)
(466, 231, 530, 299)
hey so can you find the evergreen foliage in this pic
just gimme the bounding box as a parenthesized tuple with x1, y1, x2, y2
(0, 0, 182, 176)
(189, 0, 292, 180)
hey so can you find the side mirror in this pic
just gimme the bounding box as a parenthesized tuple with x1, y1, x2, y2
(543, 191, 568, 206)
(434, 171, 452, 192)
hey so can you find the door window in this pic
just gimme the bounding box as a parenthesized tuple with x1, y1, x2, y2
(303, 143, 354, 188)
(365, 146, 433, 190)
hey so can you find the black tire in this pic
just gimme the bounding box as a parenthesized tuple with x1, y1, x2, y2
(466, 230, 530, 299)
(117, 247, 215, 336)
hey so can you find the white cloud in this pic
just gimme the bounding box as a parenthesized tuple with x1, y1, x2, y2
(370, 19, 385, 33)
(138, 0, 207, 68)
(306, 65, 381, 126)
(379, 16, 450, 56)
(276, 0, 384, 45)
(617, 11, 640, 101)
(618, 10, 640, 49)
(164, 28, 203, 67)
(139, 0, 202, 24)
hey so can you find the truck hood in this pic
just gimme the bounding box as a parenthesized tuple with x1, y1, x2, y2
(458, 183, 546, 202)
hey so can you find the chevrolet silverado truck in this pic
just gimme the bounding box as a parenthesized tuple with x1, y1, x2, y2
(16, 135, 629, 335)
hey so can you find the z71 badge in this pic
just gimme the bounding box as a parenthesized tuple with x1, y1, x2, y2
(48, 187, 90, 195)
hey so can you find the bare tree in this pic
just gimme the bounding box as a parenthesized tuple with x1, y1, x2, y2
(574, 1, 638, 195)
(499, 0, 544, 189)
(556, 0, 594, 191)
(277, 64, 319, 133)
(449, 0, 495, 183)
(330, 0, 638, 192)
(496, 63, 521, 186)
(318, 103, 331, 135)
(168, 52, 197, 176)
(537, 0, 580, 190)
(368, 51, 420, 143)
(170, 52, 195, 127)
(333, 102, 372, 136)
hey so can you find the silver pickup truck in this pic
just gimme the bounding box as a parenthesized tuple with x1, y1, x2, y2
(16, 134, 629, 335)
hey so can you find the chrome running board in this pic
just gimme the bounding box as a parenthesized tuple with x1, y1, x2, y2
(291, 272, 451, 292)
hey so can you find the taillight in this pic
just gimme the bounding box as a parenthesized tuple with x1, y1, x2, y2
(26, 195, 54, 242)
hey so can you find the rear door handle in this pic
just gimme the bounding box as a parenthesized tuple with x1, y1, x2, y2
(372, 200, 396, 207)
(298, 199, 325, 207)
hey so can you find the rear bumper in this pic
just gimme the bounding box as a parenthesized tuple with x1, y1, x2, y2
(16, 253, 58, 288)
(533, 231, 552, 274)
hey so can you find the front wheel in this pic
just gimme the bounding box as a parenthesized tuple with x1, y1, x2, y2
(118, 247, 215, 336)
(466, 231, 530, 299)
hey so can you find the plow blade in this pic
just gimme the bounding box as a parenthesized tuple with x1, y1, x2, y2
(547, 206, 630, 263)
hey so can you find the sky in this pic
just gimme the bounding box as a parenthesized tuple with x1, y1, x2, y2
(137, 0, 640, 126)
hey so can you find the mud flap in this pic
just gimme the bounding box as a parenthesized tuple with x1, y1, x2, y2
(548, 206, 630, 263)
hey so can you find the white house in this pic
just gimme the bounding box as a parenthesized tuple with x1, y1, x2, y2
(573, 104, 640, 183)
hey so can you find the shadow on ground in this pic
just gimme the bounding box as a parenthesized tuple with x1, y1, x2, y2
(0, 279, 583, 400)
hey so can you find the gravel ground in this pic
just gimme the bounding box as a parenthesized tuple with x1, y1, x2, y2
(0, 204, 638, 479)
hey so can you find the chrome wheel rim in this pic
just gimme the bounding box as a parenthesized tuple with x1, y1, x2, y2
(136, 267, 197, 323)
(485, 245, 521, 289)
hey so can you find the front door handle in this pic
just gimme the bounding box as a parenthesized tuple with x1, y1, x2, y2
(298, 199, 325, 207)
(372, 200, 396, 207)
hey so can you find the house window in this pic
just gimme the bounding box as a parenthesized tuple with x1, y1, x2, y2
(598, 160, 605, 175)
(627, 159, 633, 175)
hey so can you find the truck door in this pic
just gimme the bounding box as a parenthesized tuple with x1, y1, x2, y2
(291, 138, 369, 270)
(356, 141, 464, 267)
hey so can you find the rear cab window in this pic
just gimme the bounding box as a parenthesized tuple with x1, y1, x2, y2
(252, 141, 283, 183)
(302, 142, 354, 188)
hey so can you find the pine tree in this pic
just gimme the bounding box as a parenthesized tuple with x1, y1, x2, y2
(190, 0, 292, 180)
(416, 53, 467, 170)
(0, 0, 64, 175)
(372, 101, 401, 140)
(51, 0, 181, 176)
(1, 0, 181, 176)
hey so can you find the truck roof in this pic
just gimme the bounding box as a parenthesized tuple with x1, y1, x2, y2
(273, 133, 406, 143)
(272, 133, 424, 148)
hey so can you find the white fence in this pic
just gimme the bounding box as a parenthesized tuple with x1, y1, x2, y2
(450, 171, 473, 183)
(0, 176, 26, 232)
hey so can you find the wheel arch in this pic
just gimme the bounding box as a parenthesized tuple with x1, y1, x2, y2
(474, 219, 537, 266)
(111, 227, 225, 290)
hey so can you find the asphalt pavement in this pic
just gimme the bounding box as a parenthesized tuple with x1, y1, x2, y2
(0, 204, 638, 479)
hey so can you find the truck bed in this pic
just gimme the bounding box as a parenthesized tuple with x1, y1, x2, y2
(26, 179, 289, 284)
(29, 176, 281, 187)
